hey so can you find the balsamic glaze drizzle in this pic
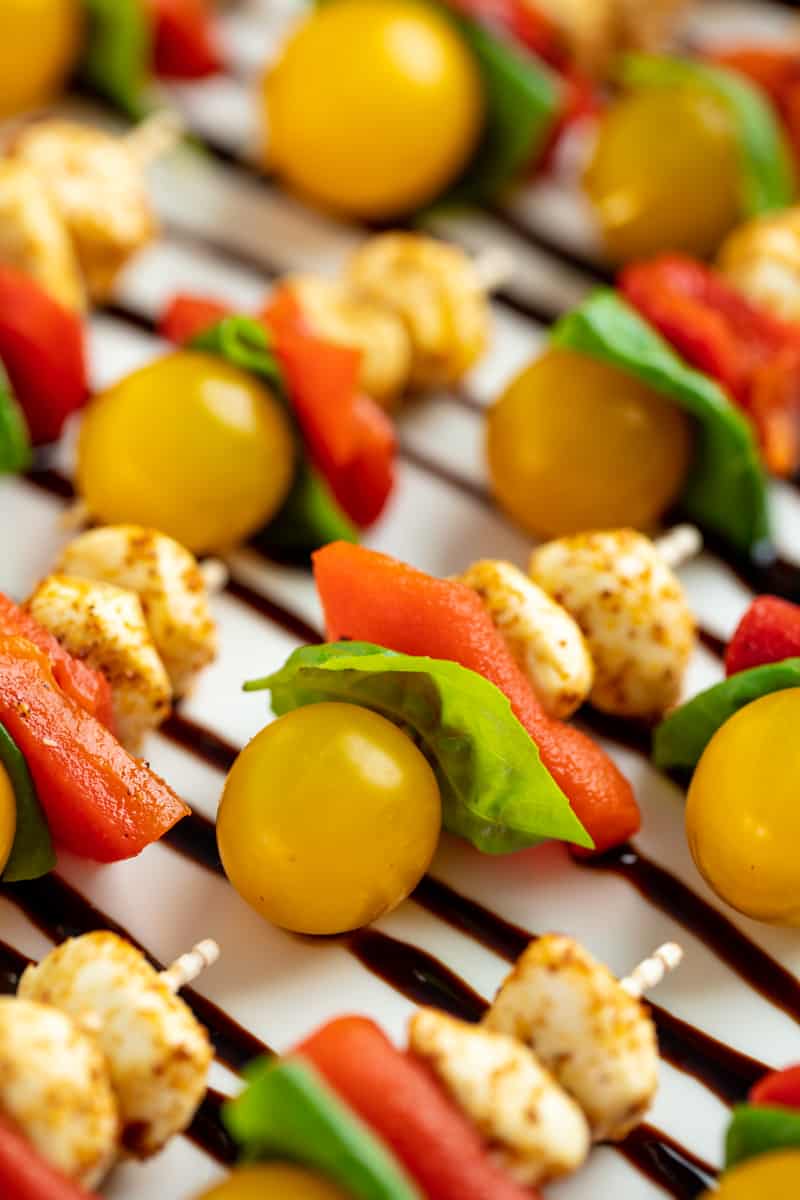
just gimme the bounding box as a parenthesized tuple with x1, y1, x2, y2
(1, 874, 272, 1072)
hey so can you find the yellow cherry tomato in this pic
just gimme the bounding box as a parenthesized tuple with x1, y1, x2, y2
(486, 347, 694, 539)
(0, 763, 16, 876)
(217, 702, 441, 935)
(264, 0, 484, 219)
(686, 688, 800, 924)
(77, 351, 294, 555)
(0, 0, 81, 118)
(584, 85, 742, 262)
(703, 1151, 800, 1200)
(196, 1164, 351, 1200)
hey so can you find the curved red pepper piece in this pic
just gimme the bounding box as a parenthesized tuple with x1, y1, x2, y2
(0, 1115, 99, 1200)
(725, 595, 800, 676)
(149, 0, 222, 79)
(0, 267, 88, 445)
(751, 1064, 800, 1110)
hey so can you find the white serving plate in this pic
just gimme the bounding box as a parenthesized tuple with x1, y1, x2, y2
(2, 2, 800, 1196)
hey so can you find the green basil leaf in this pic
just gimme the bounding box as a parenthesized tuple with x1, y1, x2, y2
(440, 14, 560, 204)
(0, 364, 31, 475)
(79, 0, 153, 116)
(620, 54, 795, 217)
(255, 460, 358, 562)
(246, 641, 592, 853)
(726, 1105, 800, 1169)
(0, 722, 55, 882)
(552, 289, 770, 556)
(653, 658, 800, 771)
(224, 1057, 421, 1200)
(189, 317, 359, 556)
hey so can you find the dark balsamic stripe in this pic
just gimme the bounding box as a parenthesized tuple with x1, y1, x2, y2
(349, 928, 487, 1022)
(1, 874, 272, 1071)
(224, 577, 320, 643)
(187, 1088, 238, 1166)
(582, 845, 800, 1030)
(489, 202, 616, 286)
(0, 938, 31, 992)
(697, 628, 727, 661)
(619, 1126, 717, 1200)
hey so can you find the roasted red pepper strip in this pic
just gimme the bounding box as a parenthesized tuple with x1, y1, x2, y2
(159, 294, 234, 345)
(296, 1016, 540, 1200)
(0, 636, 188, 861)
(445, 0, 562, 62)
(313, 542, 640, 853)
(751, 1064, 800, 1110)
(725, 595, 800, 676)
(0, 1115, 99, 1200)
(621, 254, 800, 474)
(0, 267, 88, 445)
(0, 594, 114, 730)
(149, 0, 222, 79)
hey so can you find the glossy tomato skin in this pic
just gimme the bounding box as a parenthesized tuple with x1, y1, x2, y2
(584, 85, 741, 262)
(686, 689, 800, 924)
(264, 0, 484, 218)
(196, 1165, 350, 1200)
(77, 351, 294, 555)
(217, 703, 441, 935)
(487, 348, 694, 538)
(706, 1151, 800, 1200)
(0, 0, 81, 118)
(751, 1065, 800, 1110)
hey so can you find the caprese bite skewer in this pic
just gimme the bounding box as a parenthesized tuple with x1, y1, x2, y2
(199, 934, 682, 1200)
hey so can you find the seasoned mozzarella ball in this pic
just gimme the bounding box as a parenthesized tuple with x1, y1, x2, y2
(409, 1007, 590, 1184)
(530, 529, 695, 721)
(347, 234, 490, 389)
(19, 932, 213, 1158)
(456, 560, 593, 720)
(718, 208, 800, 323)
(484, 934, 659, 1142)
(285, 275, 412, 408)
(0, 997, 118, 1187)
(0, 160, 84, 311)
(57, 526, 218, 699)
(27, 574, 172, 752)
(13, 121, 156, 301)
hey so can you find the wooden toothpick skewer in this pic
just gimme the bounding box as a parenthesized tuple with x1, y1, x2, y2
(125, 109, 185, 168)
(199, 558, 229, 595)
(160, 939, 220, 993)
(473, 245, 515, 294)
(654, 524, 703, 570)
(620, 942, 684, 999)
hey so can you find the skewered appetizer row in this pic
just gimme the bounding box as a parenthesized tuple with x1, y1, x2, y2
(0, 929, 216, 1192)
(215, 536, 699, 935)
(486, 240, 800, 565)
(199, 932, 681, 1200)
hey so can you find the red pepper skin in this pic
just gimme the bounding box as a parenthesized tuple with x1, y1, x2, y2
(313, 542, 639, 853)
(445, 0, 561, 61)
(149, 0, 222, 79)
(751, 1064, 800, 1110)
(0, 267, 88, 445)
(0, 636, 189, 861)
(263, 288, 396, 528)
(0, 594, 114, 730)
(0, 1115, 98, 1200)
(711, 47, 800, 164)
(159, 294, 233, 345)
(296, 1016, 540, 1200)
(725, 595, 800, 676)
(621, 254, 800, 475)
